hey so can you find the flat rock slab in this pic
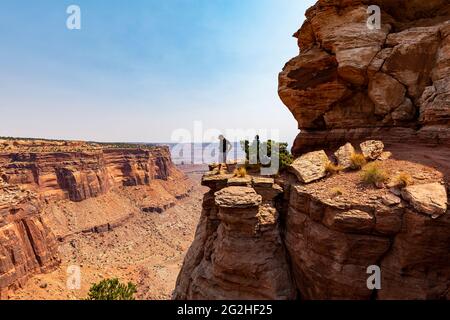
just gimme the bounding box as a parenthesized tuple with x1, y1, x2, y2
(401, 182, 447, 218)
(227, 176, 252, 187)
(252, 177, 275, 187)
(202, 174, 234, 188)
(215, 186, 262, 208)
(289, 150, 329, 184)
(360, 140, 384, 160)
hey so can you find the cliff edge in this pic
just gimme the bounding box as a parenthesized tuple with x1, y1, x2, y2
(174, 0, 450, 300)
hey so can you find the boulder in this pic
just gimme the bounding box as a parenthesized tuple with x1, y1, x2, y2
(382, 193, 401, 206)
(368, 73, 406, 115)
(289, 150, 329, 183)
(323, 209, 375, 233)
(378, 151, 392, 161)
(334, 143, 355, 169)
(401, 183, 448, 218)
(360, 140, 384, 160)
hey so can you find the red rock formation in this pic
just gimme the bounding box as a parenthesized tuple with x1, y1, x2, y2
(0, 146, 179, 202)
(173, 174, 296, 300)
(0, 140, 190, 296)
(279, 0, 450, 155)
(176, 151, 449, 300)
(0, 181, 59, 298)
(285, 179, 449, 300)
(175, 0, 450, 300)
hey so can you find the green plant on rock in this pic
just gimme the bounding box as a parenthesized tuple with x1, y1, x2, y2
(86, 278, 137, 300)
(240, 139, 293, 173)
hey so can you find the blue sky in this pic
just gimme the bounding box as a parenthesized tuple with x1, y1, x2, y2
(0, 0, 315, 143)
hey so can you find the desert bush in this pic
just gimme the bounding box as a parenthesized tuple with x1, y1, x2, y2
(325, 162, 344, 175)
(360, 163, 388, 187)
(350, 153, 367, 170)
(391, 172, 413, 188)
(233, 166, 247, 178)
(86, 278, 137, 300)
(241, 139, 293, 173)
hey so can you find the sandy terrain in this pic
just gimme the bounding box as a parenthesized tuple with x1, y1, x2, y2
(7, 166, 208, 300)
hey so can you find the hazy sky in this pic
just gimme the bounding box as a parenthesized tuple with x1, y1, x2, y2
(0, 0, 315, 143)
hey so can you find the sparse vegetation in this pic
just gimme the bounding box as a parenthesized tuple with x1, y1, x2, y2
(350, 152, 367, 170)
(234, 166, 247, 178)
(330, 187, 343, 197)
(390, 172, 413, 188)
(360, 163, 388, 187)
(241, 139, 293, 173)
(325, 162, 344, 175)
(86, 278, 137, 300)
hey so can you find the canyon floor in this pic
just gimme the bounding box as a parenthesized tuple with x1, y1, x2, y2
(7, 165, 208, 300)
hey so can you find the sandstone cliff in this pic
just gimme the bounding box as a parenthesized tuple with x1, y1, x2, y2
(0, 140, 182, 202)
(0, 139, 191, 297)
(174, 0, 450, 300)
(0, 180, 59, 296)
(173, 173, 296, 300)
(175, 147, 449, 300)
(278, 0, 450, 155)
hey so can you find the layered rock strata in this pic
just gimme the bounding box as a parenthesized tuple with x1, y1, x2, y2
(175, 150, 450, 299)
(0, 179, 59, 297)
(173, 173, 296, 300)
(0, 145, 180, 202)
(278, 0, 450, 155)
(0, 139, 190, 296)
(175, 0, 450, 301)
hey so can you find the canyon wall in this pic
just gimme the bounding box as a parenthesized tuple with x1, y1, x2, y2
(0, 140, 189, 297)
(175, 158, 449, 300)
(0, 143, 181, 202)
(173, 174, 297, 300)
(278, 0, 450, 155)
(175, 0, 449, 300)
(0, 180, 59, 296)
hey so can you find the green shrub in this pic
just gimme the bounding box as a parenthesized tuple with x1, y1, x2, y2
(86, 278, 137, 300)
(240, 139, 293, 173)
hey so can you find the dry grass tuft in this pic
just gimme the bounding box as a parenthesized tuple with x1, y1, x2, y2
(350, 153, 367, 170)
(360, 163, 388, 187)
(390, 172, 413, 188)
(233, 166, 247, 178)
(325, 162, 345, 175)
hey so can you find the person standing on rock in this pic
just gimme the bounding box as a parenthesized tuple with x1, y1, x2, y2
(218, 135, 232, 164)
